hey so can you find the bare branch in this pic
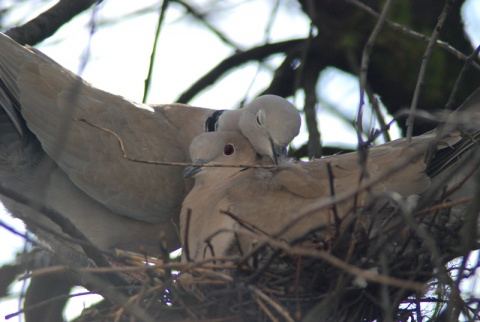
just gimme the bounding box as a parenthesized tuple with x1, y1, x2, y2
(142, 0, 169, 103)
(176, 39, 304, 103)
(5, 0, 99, 45)
(347, 0, 480, 72)
(406, 0, 454, 141)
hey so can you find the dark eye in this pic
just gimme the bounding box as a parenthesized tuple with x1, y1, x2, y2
(255, 110, 265, 127)
(224, 144, 235, 155)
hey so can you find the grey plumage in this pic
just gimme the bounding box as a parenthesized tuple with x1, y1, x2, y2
(181, 88, 480, 262)
(0, 33, 301, 259)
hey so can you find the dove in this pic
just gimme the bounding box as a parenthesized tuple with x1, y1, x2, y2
(0, 32, 300, 259)
(180, 89, 480, 262)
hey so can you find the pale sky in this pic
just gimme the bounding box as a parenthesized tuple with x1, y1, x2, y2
(1, 0, 479, 320)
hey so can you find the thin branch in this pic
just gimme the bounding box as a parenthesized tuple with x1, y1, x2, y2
(232, 229, 427, 292)
(7, 291, 94, 319)
(356, 0, 393, 192)
(249, 285, 296, 322)
(5, 0, 100, 45)
(176, 39, 304, 103)
(0, 183, 113, 271)
(0, 219, 37, 245)
(446, 45, 480, 110)
(347, 0, 480, 72)
(77, 118, 276, 169)
(175, 0, 242, 49)
(366, 90, 391, 142)
(142, 0, 169, 103)
(406, 0, 454, 141)
(357, 0, 393, 145)
(183, 209, 192, 263)
(272, 130, 458, 244)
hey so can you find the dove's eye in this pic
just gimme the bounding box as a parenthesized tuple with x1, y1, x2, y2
(224, 144, 235, 156)
(255, 109, 265, 127)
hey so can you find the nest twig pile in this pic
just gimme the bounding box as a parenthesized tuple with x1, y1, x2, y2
(70, 191, 479, 322)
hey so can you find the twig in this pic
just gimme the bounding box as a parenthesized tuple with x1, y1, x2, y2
(5, 0, 99, 45)
(406, 0, 454, 141)
(368, 92, 391, 142)
(249, 286, 296, 322)
(303, 63, 322, 158)
(0, 219, 37, 245)
(76, 118, 277, 169)
(415, 197, 472, 217)
(183, 208, 192, 262)
(177, 39, 304, 103)
(254, 292, 278, 322)
(346, 0, 480, 72)
(142, 0, 169, 103)
(5, 291, 94, 319)
(357, 0, 393, 138)
(0, 183, 113, 270)
(326, 162, 340, 228)
(272, 132, 448, 244)
(356, 0, 393, 187)
(446, 45, 480, 110)
(241, 230, 427, 292)
(176, 0, 242, 49)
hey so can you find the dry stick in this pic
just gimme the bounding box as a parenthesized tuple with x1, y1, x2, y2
(303, 67, 322, 158)
(264, 0, 281, 42)
(6, 291, 94, 319)
(0, 218, 37, 245)
(183, 209, 192, 262)
(249, 286, 296, 322)
(294, 0, 322, 158)
(10, 265, 156, 322)
(0, 183, 114, 270)
(0, 189, 149, 318)
(77, 118, 277, 169)
(142, 0, 169, 103)
(326, 162, 340, 228)
(446, 45, 480, 110)
(414, 197, 472, 217)
(254, 294, 279, 322)
(347, 0, 480, 72)
(233, 229, 426, 292)
(270, 132, 445, 246)
(367, 90, 391, 142)
(357, 0, 393, 139)
(356, 0, 393, 188)
(200, 218, 425, 291)
(406, 0, 454, 141)
(5, 0, 99, 46)
(176, 0, 242, 49)
(379, 252, 394, 322)
(177, 39, 304, 103)
(239, 0, 281, 103)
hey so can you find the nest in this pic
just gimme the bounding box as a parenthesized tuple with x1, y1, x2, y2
(70, 196, 478, 322)
(5, 143, 480, 321)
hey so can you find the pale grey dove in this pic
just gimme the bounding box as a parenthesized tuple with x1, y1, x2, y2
(181, 89, 480, 262)
(0, 33, 300, 259)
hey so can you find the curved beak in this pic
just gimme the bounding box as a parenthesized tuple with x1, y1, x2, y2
(271, 139, 287, 165)
(183, 159, 206, 178)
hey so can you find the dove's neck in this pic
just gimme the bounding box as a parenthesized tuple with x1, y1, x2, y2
(211, 109, 242, 132)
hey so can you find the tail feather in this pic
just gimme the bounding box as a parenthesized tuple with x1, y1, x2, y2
(426, 132, 480, 178)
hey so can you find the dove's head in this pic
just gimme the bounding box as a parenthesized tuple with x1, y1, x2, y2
(239, 95, 301, 165)
(184, 131, 270, 179)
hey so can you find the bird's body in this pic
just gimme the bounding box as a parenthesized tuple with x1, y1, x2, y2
(0, 33, 301, 259)
(181, 94, 480, 262)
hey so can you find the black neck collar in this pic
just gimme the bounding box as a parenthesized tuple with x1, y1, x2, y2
(205, 110, 225, 132)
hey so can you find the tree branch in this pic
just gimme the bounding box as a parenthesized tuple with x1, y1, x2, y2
(176, 39, 305, 103)
(5, 0, 99, 45)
